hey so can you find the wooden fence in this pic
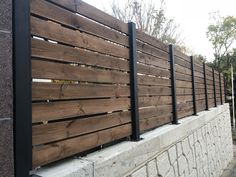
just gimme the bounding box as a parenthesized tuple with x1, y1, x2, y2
(30, 0, 226, 168)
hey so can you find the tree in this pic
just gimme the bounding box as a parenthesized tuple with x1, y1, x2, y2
(193, 54, 207, 63)
(207, 13, 236, 70)
(111, 0, 185, 50)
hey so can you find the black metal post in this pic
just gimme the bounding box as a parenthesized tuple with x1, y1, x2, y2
(212, 68, 217, 107)
(219, 72, 223, 104)
(190, 56, 197, 115)
(203, 63, 209, 110)
(13, 0, 32, 176)
(128, 22, 140, 141)
(169, 45, 178, 124)
(224, 76, 227, 103)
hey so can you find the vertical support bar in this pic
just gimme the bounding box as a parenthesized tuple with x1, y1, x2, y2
(224, 76, 227, 103)
(169, 45, 178, 124)
(219, 72, 223, 104)
(13, 0, 32, 176)
(190, 56, 197, 115)
(203, 63, 209, 110)
(128, 22, 140, 141)
(212, 68, 217, 107)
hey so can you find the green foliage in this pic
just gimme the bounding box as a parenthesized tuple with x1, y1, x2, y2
(207, 13, 236, 88)
(207, 14, 236, 71)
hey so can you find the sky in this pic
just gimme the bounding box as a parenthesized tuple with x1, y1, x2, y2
(83, 0, 236, 62)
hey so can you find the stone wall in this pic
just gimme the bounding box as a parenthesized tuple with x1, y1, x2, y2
(0, 0, 14, 177)
(128, 105, 233, 177)
(34, 104, 233, 177)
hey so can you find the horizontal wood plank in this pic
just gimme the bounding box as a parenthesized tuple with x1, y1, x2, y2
(137, 52, 170, 70)
(32, 39, 130, 72)
(33, 111, 131, 145)
(32, 98, 130, 123)
(137, 64, 170, 78)
(31, 16, 129, 59)
(136, 30, 169, 52)
(137, 40, 169, 60)
(31, 0, 129, 46)
(32, 82, 130, 101)
(139, 96, 172, 107)
(140, 114, 172, 132)
(139, 86, 172, 96)
(32, 60, 130, 84)
(138, 75, 171, 86)
(33, 123, 131, 167)
(139, 105, 172, 119)
(48, 0, 128, 34)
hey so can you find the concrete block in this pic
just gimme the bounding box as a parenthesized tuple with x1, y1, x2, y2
(0, 0, 12, 31)
(0, 119, 14, 177)
(0, 32, 12, 118)
(167, 145, 177, 164)
(131, 166, 147, 177)
(156, 151, 170, 176)
(85, 134, 161, 177)
(33, 159, 93, 177)
(178, 155, 188, 176)
(147, 160, 157, 177)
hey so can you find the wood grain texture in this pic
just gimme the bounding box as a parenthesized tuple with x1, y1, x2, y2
(32, 39, 130, 72)
(31, 16, 129, 59)
(32, 60, 130, 84)
(139, 105, 172, 119)
(139, 96, 172, 107)
(138, 75, 171, 86)
(48, 0, 128, 34)
(136, 30, 168, 52)
(33, 111, 131, 145)
(174, 49, 190, 62)
(33, 123, 131, 167)
(31, 0, 129, 46)
(138, 86, 172, 96)
(137, 40, 169, 60)
(137, 52, 170, 70)
(140, 114, 172, 132)
(32, 82, 130, 101)
(137, 64, 170, 78)
(32, 98, 130, 123)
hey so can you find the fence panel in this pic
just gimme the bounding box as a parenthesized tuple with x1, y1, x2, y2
(31, 0, 132, 168)
(194, 60, 206, 112)
(205, 65, 215, 108)
(214, 71, 221, 105)
(175, 50, 194, 118)
(221, 73, 225, 103)
(136, 30, 173, 132)
(29, 0, 227, 169)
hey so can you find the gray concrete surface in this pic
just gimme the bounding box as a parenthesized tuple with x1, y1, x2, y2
(221, 145, 236, 177)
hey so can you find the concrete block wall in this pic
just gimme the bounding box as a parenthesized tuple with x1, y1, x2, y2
(33, 104, 233, 177)
(0, 0, 14, 177)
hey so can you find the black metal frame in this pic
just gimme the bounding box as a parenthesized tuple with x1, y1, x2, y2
(169, 45, 178, 124)
(203, 63, 209, 110)
(212, 68, 217, 107)
(128, 22, 140, 141)
(190, 56, 197, 115)
(224, 76, 227, 102)
(13, 0, 32, 176)
(219, 72, 223, 104)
